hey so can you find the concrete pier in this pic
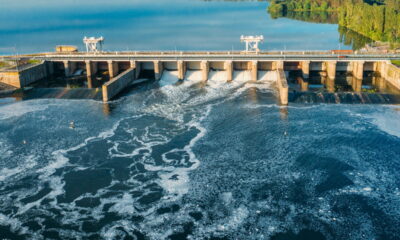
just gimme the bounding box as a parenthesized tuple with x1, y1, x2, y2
(201, 60, 209, 82)
(178, 60, 186, 81)
(63, 61, 76, 77)
(352, 61, 365, 80)
(225, 60, 233, 82)
(301, 61, 310, 79)
(326, 61, 337, 80)
(277, 69, 289, 105)
(251, 61, 258, 81)
(154, 60, 163, 80)
(297, 76, 309, 91)
(274, 61, 284, 71)
(326, 77, 335, 92)
(108, 61, 119, 79)
(85, 61, 98, 77)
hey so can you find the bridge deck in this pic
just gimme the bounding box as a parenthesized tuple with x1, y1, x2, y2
(2, 51, 400, 62)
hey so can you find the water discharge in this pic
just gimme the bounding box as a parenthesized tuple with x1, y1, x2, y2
(0, 75, 399, 240)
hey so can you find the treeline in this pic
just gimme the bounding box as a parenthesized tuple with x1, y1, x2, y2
(268, 0, 400, 44)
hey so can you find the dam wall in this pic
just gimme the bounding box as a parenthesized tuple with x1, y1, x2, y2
(0, 61, 50, 88)
(102, 67, 135, 102)
(378, 62, 400, 90)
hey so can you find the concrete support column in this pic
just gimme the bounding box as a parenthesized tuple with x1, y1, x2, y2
(201, 60, 209, 82)
(130, 60, 137, 80)
(326, 61, 337, 80)
(274, 61, 284, 71)
(154, 61, 163, 80)
(225, 60, 233, 82)
(251, 61, 258, 81)
(353, 61, 365, 80)
(326, 78, 335, 93)
(85, 61, 97, 77)
(301, 61, 310, 79)
(108, 61, 119, 79)
(297, 77, 309, 91)
(178, 60, 186, 81)
(63, 61, 71, 77)
(87, 76, 94, 89)
(135, 62, 142, 79)
(352, 77, 363, 92)
(277, 70, 289, 105)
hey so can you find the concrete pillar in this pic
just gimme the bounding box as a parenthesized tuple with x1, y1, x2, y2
(225, 60, 233, 82)
(87, 76, 94, 89)
(178, 60, 186, 81)
(326, 77, 335, 93)
(108, 61, 119, 79)
(277, 70, 289, 105)
(326, 61, 337, 80)
(63, 61, 71, 77)
(154, 61, 163, 80)
(201, 60, 209, 82)
(251, 61, 258, 81)
(85, 61, 97, 77)
(135, 62, 141, 79)
(297, 77, 309, 91)
(353, 61, 364, 80)
(130, 60, 137, 80)
(374, 76, 386, 91)
(274, 61, 284, 70)
(352, 77, 363, 92)
(301, 61, 310, 79)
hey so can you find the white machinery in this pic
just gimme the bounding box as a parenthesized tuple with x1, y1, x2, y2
(83, 36, 104, 52)
(240, 35, 264, 53)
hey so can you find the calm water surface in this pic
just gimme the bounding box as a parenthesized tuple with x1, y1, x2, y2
(1, 1, 400, 240)
(0, 0, 350, 53)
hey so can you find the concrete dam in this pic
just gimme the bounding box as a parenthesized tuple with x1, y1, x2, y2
(1, 51, 400, 105)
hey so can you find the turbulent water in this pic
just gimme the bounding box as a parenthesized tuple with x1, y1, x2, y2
(0, 74, 400, 240)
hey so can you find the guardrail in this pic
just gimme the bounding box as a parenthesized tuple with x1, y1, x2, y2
(2, 50, 400, 61)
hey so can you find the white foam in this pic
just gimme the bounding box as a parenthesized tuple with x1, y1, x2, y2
(208, 70, 227, 87)
(369, 107, 400, 138)
(0, 100, 49, 120)
(0, 155, 37, 182)
(109, 193, 136, 216)
(185, 70, 203, 83)
(160, 71, 179, 87)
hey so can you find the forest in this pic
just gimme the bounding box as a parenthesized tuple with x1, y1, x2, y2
(268, 0, 400, 46)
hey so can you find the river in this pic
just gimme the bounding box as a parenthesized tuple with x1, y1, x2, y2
(1, 0, 400, 240)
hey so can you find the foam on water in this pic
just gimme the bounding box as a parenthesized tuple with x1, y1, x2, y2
(369, 106, 400, 138)
(0, 100, 50, 120)
(1, 75, 399, 239)
(185, 70, 203, 83)
(159, 70, 179, 87)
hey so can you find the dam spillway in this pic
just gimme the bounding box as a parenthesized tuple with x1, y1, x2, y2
(1, 50, 400, 104)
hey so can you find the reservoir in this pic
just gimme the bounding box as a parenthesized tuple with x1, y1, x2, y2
(0, 0, 400, 239)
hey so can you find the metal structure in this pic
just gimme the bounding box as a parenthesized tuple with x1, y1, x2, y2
(240, 35, 264, 53)
(83, 36, 104, 53)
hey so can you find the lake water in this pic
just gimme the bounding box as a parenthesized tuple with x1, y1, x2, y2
(1, 1, 400, 240)
(0, 0, 351, 54)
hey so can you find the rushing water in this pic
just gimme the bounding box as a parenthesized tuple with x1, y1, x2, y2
(1, 0, 400, 239)
(1, 75, 400, 239)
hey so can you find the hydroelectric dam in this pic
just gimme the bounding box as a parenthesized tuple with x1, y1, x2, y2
(1, 50, 400, 104)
